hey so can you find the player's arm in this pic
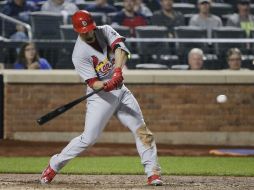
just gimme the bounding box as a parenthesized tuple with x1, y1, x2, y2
(85, 48, 128, 91)
(114, 47, 128, 69)
(72, 57, 104, 90)
(103, 47, 129, 92)
(102, 25, 131, 91)
(104, 25, 130, 68)
(87, 47, 128, 91)
(86, 77, 104, 90)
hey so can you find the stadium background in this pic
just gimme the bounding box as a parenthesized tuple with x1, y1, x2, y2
(0, 0, 253, 145)
(0, 0, 254, 189)
(1, 0, 254, 70)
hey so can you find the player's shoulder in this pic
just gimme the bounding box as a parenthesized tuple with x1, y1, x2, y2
(96, 25, 114, 32)
(72, 36, 88, 58)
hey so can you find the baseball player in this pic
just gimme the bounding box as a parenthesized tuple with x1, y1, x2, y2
(40, 10, 163, 186)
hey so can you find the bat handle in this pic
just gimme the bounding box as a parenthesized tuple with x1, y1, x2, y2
(37, 87, 104, 126)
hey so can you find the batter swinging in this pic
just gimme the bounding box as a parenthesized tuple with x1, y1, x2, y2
(40, 10, 163, 186)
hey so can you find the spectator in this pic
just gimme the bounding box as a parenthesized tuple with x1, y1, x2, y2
(189, 0, 222, 38)
(214, 0, 226, 2)
(1, 0, 38, 39)
(41, 0, 78, 15)
(86, 0, 117, 14)
(112, 0, 147, 36)
(14, 42, 52, 69)
(188, 48, 204, 70)
(134, 0, 153, 18)
(226, 48, 243, 70)
(150, 0, 185, 38)
(144, 0, 160, 12)
(2, 0, 38, 22)
(26, 0, 47, 7)
(226, 0, 254, 37)
(65, 0, 84, 4)
(224, 0, 239, 11)
(10, 25, 29, 40)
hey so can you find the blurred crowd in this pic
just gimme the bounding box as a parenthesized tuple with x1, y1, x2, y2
(0, 0, 254, 70)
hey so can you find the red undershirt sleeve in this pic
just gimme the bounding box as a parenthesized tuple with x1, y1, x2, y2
(86, 77, 99, 88)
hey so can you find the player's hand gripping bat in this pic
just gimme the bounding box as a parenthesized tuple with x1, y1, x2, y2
(37, 87, 104, 125)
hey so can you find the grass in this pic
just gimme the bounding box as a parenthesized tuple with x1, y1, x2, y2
(0, 156, 254, 176)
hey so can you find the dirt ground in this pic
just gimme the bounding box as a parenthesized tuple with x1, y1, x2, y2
(1, 139, 251, 157)
(0, 174, 253, 190)
(0, 140, 254, 190)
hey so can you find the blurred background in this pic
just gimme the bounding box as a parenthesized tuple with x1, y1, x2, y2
(0, 0, 254, 156)
(0, 0, 254, 70)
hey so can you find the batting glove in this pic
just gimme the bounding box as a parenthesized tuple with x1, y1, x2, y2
(104, 68, 123, 92)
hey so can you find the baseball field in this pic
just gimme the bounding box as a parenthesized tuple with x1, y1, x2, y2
(0, 140, 254, 190)
(1, 70, 253, 189)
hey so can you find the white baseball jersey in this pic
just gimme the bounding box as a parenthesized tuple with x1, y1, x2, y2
(72, 25, 130, 85)
(49, 25, 161, 179)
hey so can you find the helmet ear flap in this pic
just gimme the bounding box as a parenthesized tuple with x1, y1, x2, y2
(72, 10, 96, 33)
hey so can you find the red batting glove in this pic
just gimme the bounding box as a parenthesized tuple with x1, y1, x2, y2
(112, 67, 123, 84)
(104, 68, 123, 92)
(104, 80, 116, 92)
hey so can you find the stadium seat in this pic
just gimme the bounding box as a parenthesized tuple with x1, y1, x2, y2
(144, 0, 160, 12)
(174, 25, 208, 64)
(135, 25, 172, 64)
(212, 27, 246, 57)
(248, 29, 254, 59)
(0, 38, 3, 63)
(241, 55, 254, 70)
(135, 63, 168, 70)
(113, 2, 123, 11)
(112, 25, 140, 65)
(30, 12, 63, 40)
(0, 1, 7, 12)
(55, 45, 75, 69)
(112, 25, 136, 52)
(112, 25, 131, 37)
(66, 14, 73, 24)
(0, 18, 16, 38)
(170, 64, 188, 70)
(210, 3, 233, 17)
(184, 13, 195, 25)
(250, 3, 254, 14)
(60, 25, 77, 40)
(126, 54, 140, 69)
(173, 3, 197, 14)
(90, 12, 107, 25)
(249, 29, 254, 52)
(221, 14, 231, 26)
(160, 55, 180, 68)
(203, 54, 222, 70)
(187, 0, 196, 4)
(76, 2, 96, 10)
(107, 12, 117, 24)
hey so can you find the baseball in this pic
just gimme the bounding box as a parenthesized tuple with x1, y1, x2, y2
(216, 95, 227, 103)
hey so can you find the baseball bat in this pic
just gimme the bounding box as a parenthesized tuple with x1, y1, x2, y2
(37, 87, 104, 125)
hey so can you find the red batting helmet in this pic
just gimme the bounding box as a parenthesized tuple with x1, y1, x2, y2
(72, 10, 96, 33)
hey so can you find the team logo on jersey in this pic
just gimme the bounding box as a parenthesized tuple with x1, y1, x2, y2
(82, 21, 87, 26)
(91, 55, 113, 77)
(91, 56, 99, 66)
(111, 31, 117, 36)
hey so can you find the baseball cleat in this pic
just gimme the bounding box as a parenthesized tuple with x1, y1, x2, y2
(40, 164, 56, 184)
(147, 175, 163, 186)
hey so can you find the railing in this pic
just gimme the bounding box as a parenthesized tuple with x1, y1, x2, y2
(0, 13, 32, 40)
(126, 38, 254, 43)
(1, 37, 254, 43)
(0, 36, 9, 41)
(1, 38, 254, 70)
